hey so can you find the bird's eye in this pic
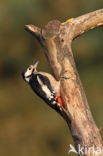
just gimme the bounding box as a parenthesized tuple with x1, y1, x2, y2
(29, 67, 32, 70)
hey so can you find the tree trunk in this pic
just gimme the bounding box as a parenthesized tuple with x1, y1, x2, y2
(25, 9, 103, 156)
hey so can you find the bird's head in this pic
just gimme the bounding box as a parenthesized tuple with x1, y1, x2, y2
(22, 61, 39, 82)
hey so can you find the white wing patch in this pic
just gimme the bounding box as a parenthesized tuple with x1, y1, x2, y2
(37, 76, 51, 98)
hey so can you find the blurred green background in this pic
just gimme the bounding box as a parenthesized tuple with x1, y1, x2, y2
(0, 0, 103, 156)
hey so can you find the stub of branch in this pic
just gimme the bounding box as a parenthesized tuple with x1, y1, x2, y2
(25, 24, 41, 40)
(25, 9, 103, 156)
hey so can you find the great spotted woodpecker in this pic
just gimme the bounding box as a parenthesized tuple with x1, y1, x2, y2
(22, 62, 64, 113)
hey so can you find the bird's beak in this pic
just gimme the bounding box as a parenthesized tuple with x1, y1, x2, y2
(33, 61, 39, 72)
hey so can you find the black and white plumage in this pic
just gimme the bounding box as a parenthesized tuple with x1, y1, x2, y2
(22, 62, 62, 111)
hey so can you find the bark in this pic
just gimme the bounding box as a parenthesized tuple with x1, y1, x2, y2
(25, 9, 103, 156)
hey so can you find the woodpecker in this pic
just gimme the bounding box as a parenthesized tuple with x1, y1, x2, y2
(22, 61, 64, 112)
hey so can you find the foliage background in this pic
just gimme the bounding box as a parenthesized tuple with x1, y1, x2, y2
(0, 0, 103, 156)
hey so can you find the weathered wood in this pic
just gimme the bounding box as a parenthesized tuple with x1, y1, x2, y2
(25, 9, 103, 156)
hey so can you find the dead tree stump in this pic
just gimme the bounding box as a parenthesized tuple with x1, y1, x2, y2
(25, 9, 103, 156)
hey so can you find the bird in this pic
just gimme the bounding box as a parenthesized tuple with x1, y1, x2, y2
(22, 61, 64, 113)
